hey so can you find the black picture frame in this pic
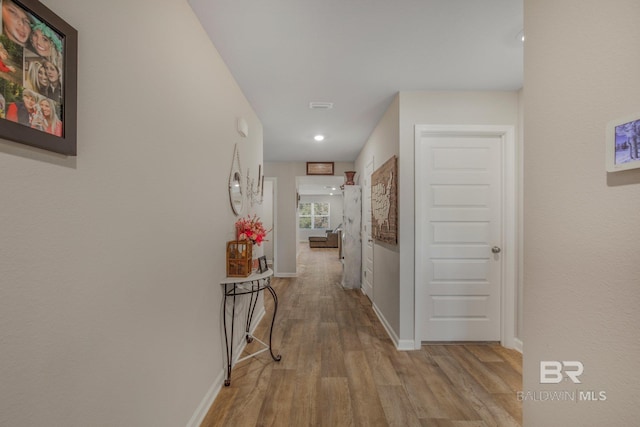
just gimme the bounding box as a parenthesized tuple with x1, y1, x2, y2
(0, 0, 77, 155)
(258, 255, 268, 273)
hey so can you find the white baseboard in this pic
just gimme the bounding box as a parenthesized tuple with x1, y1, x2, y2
(371, 303, 396, 345)
(371, 303, 415, 351)
(186, 308, 265, 427)
(396, 339, 416, 351)
(513, 337, 523, 353)
(341, 282, 361, 289)
(185, 370, 225, 427)
(275, 272, 297, 278)
(500, 336, 524, 354)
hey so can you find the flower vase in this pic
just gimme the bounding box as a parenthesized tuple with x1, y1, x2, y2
(344, 171, 356, 185)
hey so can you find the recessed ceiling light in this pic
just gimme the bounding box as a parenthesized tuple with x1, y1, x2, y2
(309, 102, 333, 110)
(314, 135, 325, 142)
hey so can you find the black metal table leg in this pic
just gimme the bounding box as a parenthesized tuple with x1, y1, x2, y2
(265, 281, 282, 362)
(223, 283, 236, 386)
(244, 280, 259, 343)
(220, 270, 281, 387)
(222, 289, 229, 386)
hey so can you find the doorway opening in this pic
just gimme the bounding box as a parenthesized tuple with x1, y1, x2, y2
(296, 175, 345, 270)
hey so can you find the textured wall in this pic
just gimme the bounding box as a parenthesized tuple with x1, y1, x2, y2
(523, 0, 640, 424)
(0, 0, 263, 425)
(355, 95, 401, 336)
(355, 91, 520, 347)
(399, 91, 520, 344)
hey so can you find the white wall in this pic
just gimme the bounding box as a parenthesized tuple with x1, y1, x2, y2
(356, 91, 520, 348)
(400, 91, 520, 346)
(517, 89, 524, 341)
(523, 0, 640, 424)
(264, 162, 306, 275)
(355, 95, 401, 335)
(263, 179, 275, 263)
(0, 1, 262, 425)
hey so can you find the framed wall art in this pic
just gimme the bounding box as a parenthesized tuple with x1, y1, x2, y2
(306, 162, 334, 175)
(371, 155, 397, 245)
(0, 0, 77, 155)
(606, 112, 640, 172)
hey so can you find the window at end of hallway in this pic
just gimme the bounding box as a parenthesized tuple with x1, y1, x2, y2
(299, 202, 330, 229)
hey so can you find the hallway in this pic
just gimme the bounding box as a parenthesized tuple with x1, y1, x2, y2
(202, 245, 522, 426)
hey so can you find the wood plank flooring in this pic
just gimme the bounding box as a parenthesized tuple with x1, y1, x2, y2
(201, 245, 522, 427)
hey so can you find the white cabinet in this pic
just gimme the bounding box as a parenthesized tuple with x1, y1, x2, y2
(341, 185, 361, 289)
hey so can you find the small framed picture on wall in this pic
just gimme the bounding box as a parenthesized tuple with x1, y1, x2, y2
(306, 162, 334, 175)
(606, 112, 640, 172)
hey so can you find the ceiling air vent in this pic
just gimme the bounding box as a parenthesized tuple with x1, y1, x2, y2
(309, 102, 334, 110)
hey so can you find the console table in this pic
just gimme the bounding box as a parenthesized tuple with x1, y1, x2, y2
(220, 269, 281, 386)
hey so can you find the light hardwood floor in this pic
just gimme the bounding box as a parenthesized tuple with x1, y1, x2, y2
(202, 245, 522, 426)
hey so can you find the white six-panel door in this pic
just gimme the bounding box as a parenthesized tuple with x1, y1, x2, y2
(417, 127, 505, 341)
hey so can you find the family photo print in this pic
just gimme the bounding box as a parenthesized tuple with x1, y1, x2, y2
(0, 0, 76, 155)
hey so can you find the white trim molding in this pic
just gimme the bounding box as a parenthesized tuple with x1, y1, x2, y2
(185, 370, 224, 427)
(414, 124, 519, 349)
(372, 303, 415, 351)
(275, 273, 297, 278)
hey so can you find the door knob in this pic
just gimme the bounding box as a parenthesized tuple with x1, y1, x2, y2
(491, 246, 501, 254)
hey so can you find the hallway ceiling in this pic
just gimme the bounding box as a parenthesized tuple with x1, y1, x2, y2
(189, 0, 523, 162)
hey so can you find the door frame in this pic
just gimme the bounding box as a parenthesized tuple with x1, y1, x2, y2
(264, 177, 277, 274)
(414, 124, 518, 349)
(362, 156, 374, 300)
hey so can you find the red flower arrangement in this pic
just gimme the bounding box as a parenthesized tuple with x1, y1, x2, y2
(235, 214, 270, 246)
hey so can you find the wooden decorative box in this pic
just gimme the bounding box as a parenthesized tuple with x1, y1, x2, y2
(226, 240, 253, 277)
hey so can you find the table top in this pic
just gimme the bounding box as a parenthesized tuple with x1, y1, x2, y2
(220, 268, 273, 285)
